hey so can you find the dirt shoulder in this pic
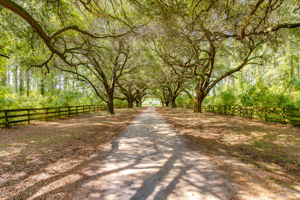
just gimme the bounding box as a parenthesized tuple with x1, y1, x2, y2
(157, 107, 300, 200)
(0, 108, 142, 200)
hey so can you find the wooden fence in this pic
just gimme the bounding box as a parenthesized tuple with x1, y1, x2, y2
(204, 105, 300, 125)
(0, 105, 107, 128)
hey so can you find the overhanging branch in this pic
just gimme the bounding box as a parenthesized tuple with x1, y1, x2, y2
(0, 53, 9, 59)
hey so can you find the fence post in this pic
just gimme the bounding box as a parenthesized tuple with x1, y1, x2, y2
(4, 110, 9, 128)
(239, 107, 242, 117)
(27, 109, 30, 124)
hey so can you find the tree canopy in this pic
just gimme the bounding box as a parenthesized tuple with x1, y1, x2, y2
(0, 0, 300, 113)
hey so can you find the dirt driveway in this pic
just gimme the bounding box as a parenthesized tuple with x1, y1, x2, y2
(72, 107, 236, 200)
(1, 107, 299, 199)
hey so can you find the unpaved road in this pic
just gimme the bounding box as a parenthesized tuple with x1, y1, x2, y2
(72, 107, 236, 200)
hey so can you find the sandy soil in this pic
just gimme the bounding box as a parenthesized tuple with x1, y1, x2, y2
(1, 107, 299, 200)
(72, 107, 236, 200)
(0, 109, 141, 200)
(158, 107, 300, 200)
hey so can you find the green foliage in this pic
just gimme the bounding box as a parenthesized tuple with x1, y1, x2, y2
(176, 95, 193, 108)
(114, 99, 127, 108)
(0, 87, 104, 109)
(209, 74, 300, 108)
(212, 89, 236, 106)
(0, 0, 300, 112)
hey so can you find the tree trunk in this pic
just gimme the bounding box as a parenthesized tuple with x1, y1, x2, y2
(135, 99, 142, 107)
(40, 70, 45, 95)
(19, 68, 24, 94)
(40, 78, 45, 95)
(1, 66, 7, 86)
(14, 68, 18, 93)
(165, 101, 170, 107)
(171, 97, 177, 108)
(107, 94, 115, 114)
(64, 75, 68, 91)
(193, 95, 205, 113)
(127, 98, 133, 108)
(7, 70, 10, 87)
(136, 101, 141, 107)
(49, 73, 56, 95)
(26, 70, 30, 96)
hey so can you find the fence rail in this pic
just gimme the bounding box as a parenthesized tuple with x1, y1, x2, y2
(204, 105, 300, 126)
(0, 105, 107, 128)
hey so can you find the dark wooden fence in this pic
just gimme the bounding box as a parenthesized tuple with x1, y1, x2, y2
(204, 105, 300, 125)
(0, 105, 107, 128)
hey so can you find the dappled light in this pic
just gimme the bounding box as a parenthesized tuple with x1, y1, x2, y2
(72, 108, 236, 200)
(158, 108, 300, 199)
(0, 0, 300, 199)
(0, 109, 140, 199)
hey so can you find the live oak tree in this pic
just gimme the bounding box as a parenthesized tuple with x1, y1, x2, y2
(131, 0, 300, 112)
(151, 65, 188, 108)
(133, 82, 147, 107)
(0, 0, 139, 113)
(1, 0, 300, 111)
(117, 73, 148, 108)
(53, 37, 139, 114)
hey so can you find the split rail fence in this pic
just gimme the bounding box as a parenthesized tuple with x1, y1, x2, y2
(0, 105, 107, 128)
(205, 105, 300, 125)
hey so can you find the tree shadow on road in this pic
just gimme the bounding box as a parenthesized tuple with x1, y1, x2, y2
(158, 107, 300, 199)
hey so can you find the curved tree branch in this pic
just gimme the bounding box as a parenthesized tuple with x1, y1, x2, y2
(0, 53, 9, 59)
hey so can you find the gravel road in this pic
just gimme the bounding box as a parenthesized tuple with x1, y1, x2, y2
(72, 107, 236, 200)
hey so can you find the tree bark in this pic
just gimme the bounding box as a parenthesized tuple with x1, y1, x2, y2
(14, 68, 18, 93)
(127, 97, 134, 108)
(171, 97, 177, 108)
(1, 65, 7, 86)
(40, 77, 45, 95)
(193, 94, 205, 113)
(135, 99, 142, 107)
(64, 76, 69, 91)
(19, 67, 24, 94)
(26, 70, 30, 96)
(107, 93, 115, 114)
(165, 101, 170, 107)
